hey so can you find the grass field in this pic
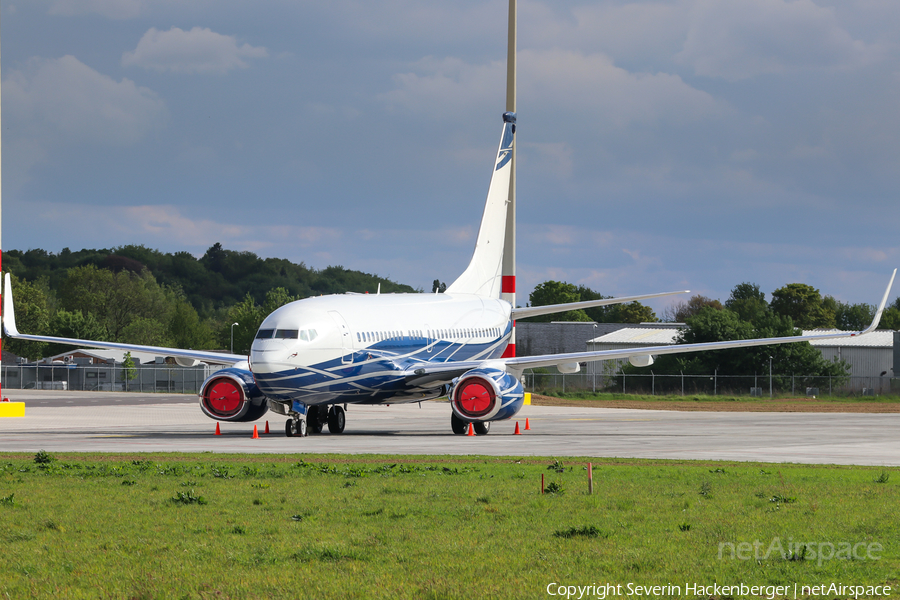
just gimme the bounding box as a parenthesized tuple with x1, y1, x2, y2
(1, 452, 898, 599)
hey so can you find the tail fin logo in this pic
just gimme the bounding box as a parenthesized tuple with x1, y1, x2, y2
(494, 114, 516, 171)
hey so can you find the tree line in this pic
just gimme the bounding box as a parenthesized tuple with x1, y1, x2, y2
(2, 244, 416, 360)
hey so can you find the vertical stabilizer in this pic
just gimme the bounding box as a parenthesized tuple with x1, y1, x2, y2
(446, 112, 516, 298)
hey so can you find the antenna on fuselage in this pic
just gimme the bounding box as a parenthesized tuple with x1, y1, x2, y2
(501, 0, 517, 358)
(377, 283, 381, 295)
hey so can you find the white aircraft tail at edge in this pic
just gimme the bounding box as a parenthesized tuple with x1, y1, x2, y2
(2, 110, 896, 438)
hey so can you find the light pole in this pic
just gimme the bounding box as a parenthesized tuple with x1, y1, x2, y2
(592, 323, 598, 393)
(769, 356, 773, 398)
(231, 322, 239, 354)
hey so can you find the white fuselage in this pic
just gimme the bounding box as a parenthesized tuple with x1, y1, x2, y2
(249, 293, 512, 403)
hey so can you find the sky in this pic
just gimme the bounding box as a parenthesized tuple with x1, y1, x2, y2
(3, 0, 900, 315)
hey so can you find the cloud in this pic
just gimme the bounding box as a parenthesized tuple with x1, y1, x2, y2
(520, 49, 721, 129)
(122, 27, 268, 74)
(25, 202, 343, 254)
(4, 55, 166, 146)
(378, 56, 504, 116)
(676, 0, 876, 80)
(47, 0, 142, 19)
(381, 49, 722, 130)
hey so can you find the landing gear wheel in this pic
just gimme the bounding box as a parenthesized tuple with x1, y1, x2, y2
(285, 418, 295, 437)
(450, 413, 468, 435)
(474, 421, 490, 435)
(308, 406, 324, 434)
(297, 419, 308, 437)
(327, 406, 346, 434)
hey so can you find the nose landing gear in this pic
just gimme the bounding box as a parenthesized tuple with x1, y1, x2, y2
(285, 405, 345, 437)
(285, 417, 307, 437)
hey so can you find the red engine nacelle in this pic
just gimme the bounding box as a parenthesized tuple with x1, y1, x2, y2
(450, 368, 525, 423)
(199, 369, 267, 422)
(451, 375, 497, 420)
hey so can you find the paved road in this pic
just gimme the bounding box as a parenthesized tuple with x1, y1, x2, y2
(1, 389, 898, 465)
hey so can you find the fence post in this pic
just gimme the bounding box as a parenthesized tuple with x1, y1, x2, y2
(623, 373, 626, 394)
(652, 371, 655, 396)
(714, 369, 717, 396)
(681, 371, 684, 396)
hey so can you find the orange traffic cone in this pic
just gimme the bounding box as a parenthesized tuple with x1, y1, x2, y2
(252, 425, 259, 439)
(514, 421, 521, 435)
(524, 418, 531, 431)
(264, 421, 270, 434)
(467, 423, 475, 436)
(215, 423, 221, 436)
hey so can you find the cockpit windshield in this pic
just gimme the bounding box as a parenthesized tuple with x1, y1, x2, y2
(255, 328, 316, 341)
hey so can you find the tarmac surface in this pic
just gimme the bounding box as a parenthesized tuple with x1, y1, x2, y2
(1, 389, 898, 465)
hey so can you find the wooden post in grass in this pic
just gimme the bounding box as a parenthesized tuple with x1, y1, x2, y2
(541, 473, 544, 495)
(588, 463, 593, 495)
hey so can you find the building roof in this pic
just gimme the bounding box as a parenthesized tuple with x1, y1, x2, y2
(47, 349, 168, 365)
(589, 328, 680, 345)
(802, 330, 894, 348)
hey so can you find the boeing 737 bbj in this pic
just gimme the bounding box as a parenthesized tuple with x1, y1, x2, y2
(3, 111, 896, 438)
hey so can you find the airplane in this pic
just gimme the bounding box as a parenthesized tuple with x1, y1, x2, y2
(2, 110, 896, 438)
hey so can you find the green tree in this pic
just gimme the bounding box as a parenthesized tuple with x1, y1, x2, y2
(2, 274, 51, 360)
(122, 351, 137, 391)
(526, 281, 590, 322)
(58, 265, 174, 342)
(120, 317, 172, 347)
(45, 309, 107, 357)
(223, 288, 298, 354)
(825, 297, 875, 331)
(616, 302, 657, 324)
(725, 282, 768, 326)
(770, 283, 834, 329)
(169, 300, 216, 349)
(662, 295, 723, 323)
(882, 303, 900, 330)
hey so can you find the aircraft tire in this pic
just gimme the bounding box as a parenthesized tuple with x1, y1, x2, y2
(450, 413, 468, 435)
(327, 406, 346, 434)
(308, 406, 324, 434)
(474, 421, 490, 435)
(285, 419, 294, 437)
(297, 419, 308, 437)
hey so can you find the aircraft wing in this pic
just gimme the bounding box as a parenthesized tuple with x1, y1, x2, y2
(403, 269, 896, 380)
(510, 290, 689, 321)
(506, 269, 897, 371)
(2, 273, 245, 365)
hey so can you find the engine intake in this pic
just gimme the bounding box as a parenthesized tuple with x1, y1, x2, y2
(450, 368, 524, 422)
(199, 368, 268, 422)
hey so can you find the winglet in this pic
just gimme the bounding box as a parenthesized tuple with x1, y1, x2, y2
(856, 268, 896, 335)
(3, 273, 20, 337)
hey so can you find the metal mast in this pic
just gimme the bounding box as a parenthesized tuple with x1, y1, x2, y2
(501, 0, 517, 357)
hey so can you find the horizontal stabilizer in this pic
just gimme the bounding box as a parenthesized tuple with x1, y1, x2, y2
(511, 290, 689, 320)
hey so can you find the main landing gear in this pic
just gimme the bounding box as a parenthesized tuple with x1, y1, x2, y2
(285, 405, 346, 437)
(450, 413, 490, 435)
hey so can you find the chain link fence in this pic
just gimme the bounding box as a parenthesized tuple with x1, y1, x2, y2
(523, 371, 896, 397)
(2, 364, 227, 394)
